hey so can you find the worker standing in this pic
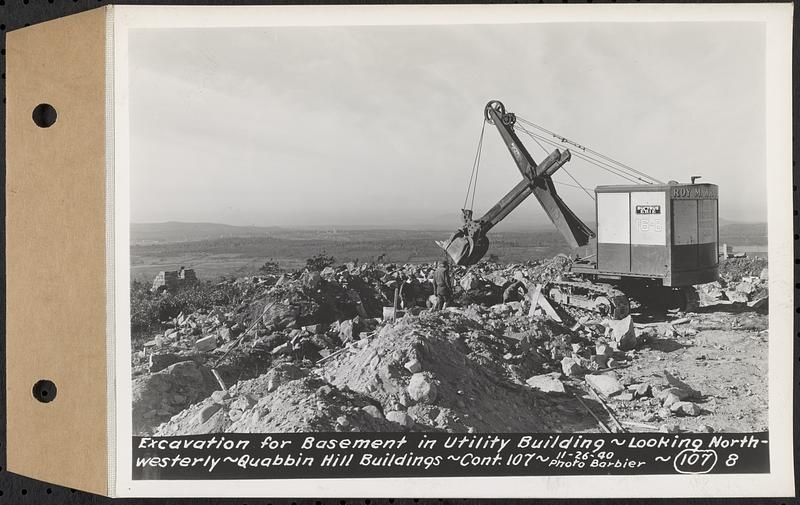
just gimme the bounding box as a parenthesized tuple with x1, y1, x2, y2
(432, 261, 453, 310)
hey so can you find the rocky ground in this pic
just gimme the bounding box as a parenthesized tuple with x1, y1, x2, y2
(131, 256, 769, 436)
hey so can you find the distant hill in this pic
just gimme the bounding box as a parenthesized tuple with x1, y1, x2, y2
(132, 219, 767, 246)
(131, 222, 283, 244)
(718, 221, 767, 246)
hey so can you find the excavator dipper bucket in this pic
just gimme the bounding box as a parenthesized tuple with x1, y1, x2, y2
(436, 228, 489, 266)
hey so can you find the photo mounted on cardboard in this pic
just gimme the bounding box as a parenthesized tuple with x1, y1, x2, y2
(4, 3, 794, 499)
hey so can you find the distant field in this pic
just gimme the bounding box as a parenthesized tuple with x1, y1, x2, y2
(130, 229, 570, 281)
(130, 222, 768, 281)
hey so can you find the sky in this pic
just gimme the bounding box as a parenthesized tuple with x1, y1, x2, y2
(128, 21, 766, 229)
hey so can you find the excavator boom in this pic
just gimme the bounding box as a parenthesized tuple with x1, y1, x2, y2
(438, 100, 595, 265)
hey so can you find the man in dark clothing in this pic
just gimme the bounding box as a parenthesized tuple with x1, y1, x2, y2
(432, 261, 453, 310)
(398, 270, 420, 309)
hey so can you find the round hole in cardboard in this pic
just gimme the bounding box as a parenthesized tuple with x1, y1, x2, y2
(32, 379, 57, 403)
(32, 103, 57, 128)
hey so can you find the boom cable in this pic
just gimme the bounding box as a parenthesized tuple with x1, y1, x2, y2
(514, 124, 644, 185)
(561, 167, 596, 201)
(516, 116, 663, 184)
(523, 127, 595, 202)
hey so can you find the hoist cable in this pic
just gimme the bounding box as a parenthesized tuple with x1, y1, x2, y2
(523, 127, 595, 202)
(463, 120, 486, 210)
(516, 116, 663, 184)
(515, 125, 643, 185)
(518, 117, 663, 184)
(516, 123, 645, 185)
(528, 132, 550, 157)
(515, 124, 641, 184)
(470, 121, 486, 211)
(516, 116, 659, 184)
(553, 180, 588, 190)
(561, 167, 596, 201)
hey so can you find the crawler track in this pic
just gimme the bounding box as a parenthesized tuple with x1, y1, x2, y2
(544, 279, 631, 320)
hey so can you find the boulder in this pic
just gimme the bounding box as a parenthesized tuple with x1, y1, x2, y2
(148, 352, 186, 373)
(759, 268, 769, 281)
(661, 391, 683, 408)
(404, 358, 423, 374)
(657, 386, 692, 401)
(228, 409, 243, 422)
(386, 410, 414, 429)
(231, 395, 256, 412)
(460, 273, 479, 291)
(670, 401, 702, 417)
(407, 373, 438, 403)
(526, 373, 566, 393)
(195, 335, 217, 352)
(586, 373, 625, 397)
(339, 319, 359, 343)
(595, 343, 614, 357)
(132, 361, 218, 435)
(605, 316, 637, 351)
(632, 383, 652, 398)
(561, 357, 585, 377)
(362, 405, 384, 419)
(195, 403, 223, 424)
(211, 390, 229, 403)
(725, 290, 749, 303)
(748, 296, 768, 310)
(664, 371, 701, 399)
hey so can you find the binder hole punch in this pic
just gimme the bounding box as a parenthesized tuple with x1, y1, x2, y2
(32, 379, 57, 403)
(31, 103, 57, 128)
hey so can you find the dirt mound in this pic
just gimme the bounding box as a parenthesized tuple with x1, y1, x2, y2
(155, 363, 398, 434)
(718, 256, 767, 283)
(132, 360, 219, 435)
(696, 257, 768, 309)
(321, 311, 584, 432)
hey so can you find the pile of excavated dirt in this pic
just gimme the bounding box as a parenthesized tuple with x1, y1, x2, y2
(718, 256, 768, 283)
(322, 311, 562, 432)
(155, 363, 398, 434)
(154, 311, 599, 435)
(132, 360, 220, 435)
(696, 258, 768, 309)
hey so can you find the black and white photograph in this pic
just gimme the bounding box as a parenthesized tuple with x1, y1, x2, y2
(113, 3, 793, 497)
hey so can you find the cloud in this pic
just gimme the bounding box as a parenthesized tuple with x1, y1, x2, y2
(129, 22, 765, 227)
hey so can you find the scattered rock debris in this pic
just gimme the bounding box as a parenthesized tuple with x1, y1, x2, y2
(132, 256, 769, 435)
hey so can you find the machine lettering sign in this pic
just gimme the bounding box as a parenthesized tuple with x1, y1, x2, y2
(671, 187, 718, 199)
(635, 205, 661, 215)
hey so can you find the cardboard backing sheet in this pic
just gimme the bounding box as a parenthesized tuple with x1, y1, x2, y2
(6, 7, 109, 495)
